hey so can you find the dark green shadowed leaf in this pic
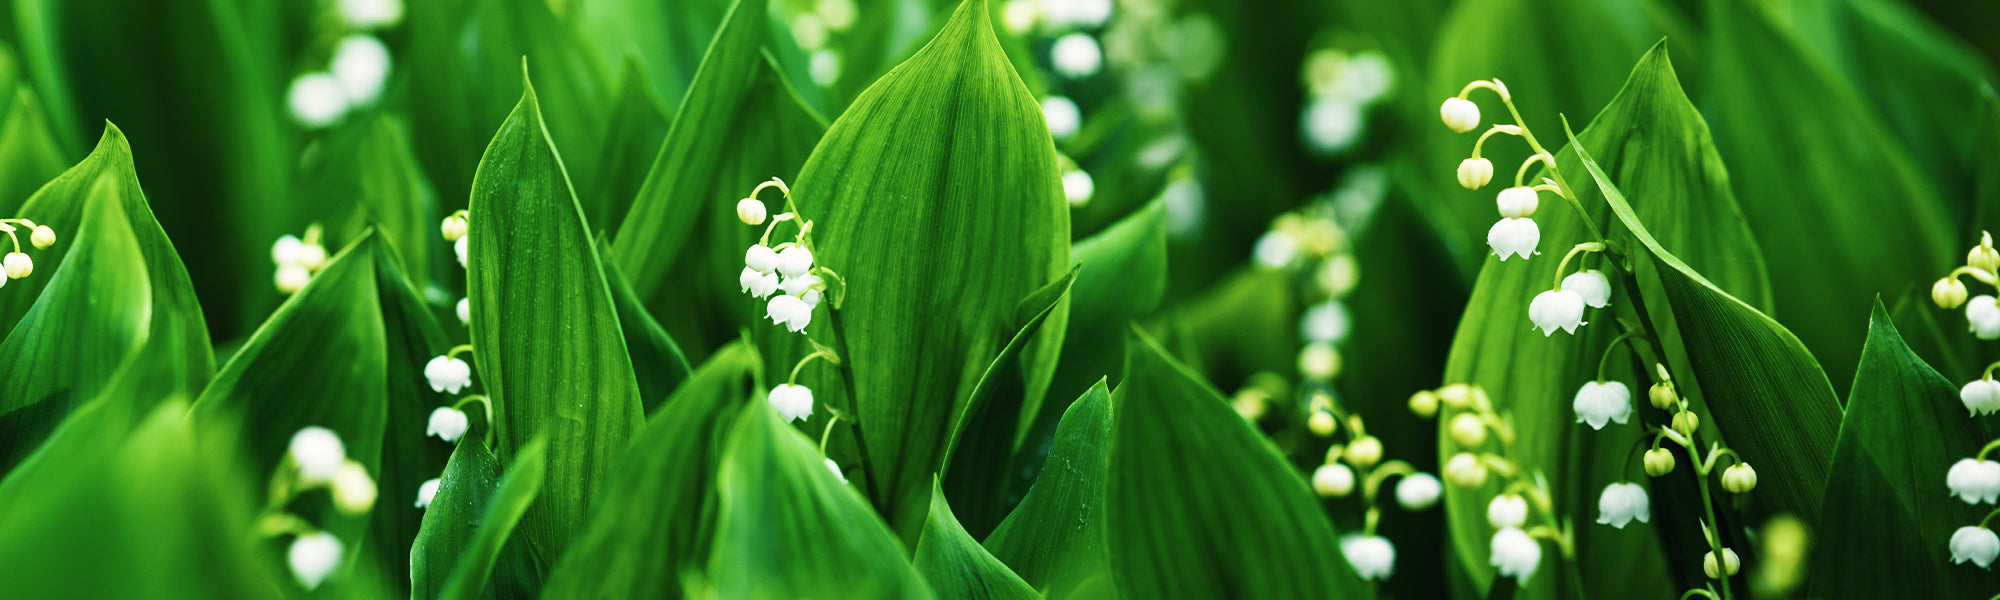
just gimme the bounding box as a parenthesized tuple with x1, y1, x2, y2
(1807, 301, 1993, 598)
(540, 343, 759, 599)
(941, 265, 1075, 537)
(985, 380, 1112, 599)
(787, 0, 1070, 544)
(0, 87, 68, 216)
(914, 482, 1040, 600)
(345, 118, 437, 288)
(466, 70, 644, 561)
(600, 241, 694, 415)
(588, 57, 672, 233)
(367, 232, 456, 595)
(709, 400, 933, 599)
(1569, 126, 1842, 526)
(1108, 327, 1366, 598)
(1703, 0, 1952, 389)
(1045, 200, 1166, 412)
(414, 439, 549, 600)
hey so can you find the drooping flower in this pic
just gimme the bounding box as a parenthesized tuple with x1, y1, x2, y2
(454, 235, 469, 268)
(415, 478, 441, 509)
(1643, 448, 1676, 477)
(286, 73, 349, 129)
(1396, 473, 1442, 510)
(1595, 482, 1650, 529)
(276, 264, 312, 294)
(1312, 464, 1356, 497)
(1528, 289, 1586, 336)
(740, 266, 781, 298)
(1935, 277, 1970, 309)
(1950, 526, 2000, 568)
(1721, 463, 1758, 494)
(4, 252, 33, 279)
(768, 384, 814, 423)
(288, 532, 344, 590)
(1299, 301, 1351, 344)
(781, 273, 821, 298)
(1487, 217, 1539, 261)
(1341, 535, 1396, 581)
(1457, 158, 1494, 190)
(423, 355, 472, 394)
(1572, 380, 1633, 430)
(1969, 295, 2000, 339)
(1962, 379, 2000, 416)
(825, 458, 848, 484)
(1561, 269, 1612, 308)
(289, 427, 346, 484)
(29, 225, 55, 249)
(331, 460, 377, 515)
(745, 244, 778, 273)
(456, 298, 470, 326)
(776, 246, 815, 278)
(1439, 97, 1480, 133)
(1496, 186, 1538, 219)
(1703, 548, 1741, 579)
(1947, 458, 2000, 504)
(1487, 493, 1529, 529)
(1489, 527, 1542, 582)
(767, 294, 813, 333)
(1344, 436, 1383, 469)
(427, 407, 469, 442)
(736, 198, 768, 226)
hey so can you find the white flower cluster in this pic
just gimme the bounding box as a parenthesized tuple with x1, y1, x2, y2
(440, 210, 472, 326)
(277, 426, 380, 589)
(271, 226, 330, 294)
(1250, 206, 1360, 385)
(1412, 383, 1566, 583)
(418, 345, 481, 510)
(1298, 48, 1395, 155)
(735, 178, 831, 334)
(1947, 457, 2000, 569)
(286, 0, 399, 130)
(1295, 391, 1438, 582)
(0, 218, 55, 290)
(1933, 232, 2000, 339)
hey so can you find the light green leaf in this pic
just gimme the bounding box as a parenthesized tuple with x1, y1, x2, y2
(587, 57, 672, 233)
(367, 234, 458, 596)
(914, 482, 1040, 600)
(466, 69, 644, 561)
(540, 343, 759, 599)
(341, 118, 438, 289)
(414, 438, 549, 600)
(784, 0, 1069, 543)
(1703, 0, 1952, 388)
(0, 86, 69, 216)
(1045, 200, 1166, 409)
(941, 265, 1076, 537)
(1807, 301, 1993, 597)
(985, 380, 1112, 600)
(572, 0, 725, 108)
(708, 400, 933, 599)
(599, 239, 694, 414)
(1107, 327, 1366, 598)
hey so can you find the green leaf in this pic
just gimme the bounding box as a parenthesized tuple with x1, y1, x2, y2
(1569, 122, 1843, 527)
(600, 240, 694, 415)
(572, 0, 725, 109)
(1703, 0, 1952, 388)
(540, 343, 759, 599)
(0, 86, 69, 216)
(914, 482, 1040, 600)
(785, 0, 1070, 543)
(587, 57, 672, 233)
(466, 69, 644, 561)
(985, 380, 1112, 599)
(707, 400, 933, 599)
(365, 230, 458, 595)
(414, 438, 549, 600)
(342, 118, 439, 289)
(1807, 301, 1993, 597)
(1107, 327, 1366, 598)
(1045, 200, 1166, 407)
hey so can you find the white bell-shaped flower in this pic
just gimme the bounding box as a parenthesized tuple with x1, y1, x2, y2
(455, 235, 469, 268)
(1951, 526, 2000, 568)
(1489, 527, 1542, 582)
(1457, 158, 1494, 190)
(427, 407, 469, 442)
(1439, 97, 1480, 133)
(273, 235, 304, 265)
(415, 478, 441, 509)
(1312, 464, 1355, 497)
(30, 225, 55, 249)
(740, 266, 781, 298)
(286, 72, 349, 129)
(1444, 452, 1488, 488)
(440, 214, 468, 242)
(1528, 289, 1587, 336)
(825, 458, 848, 483)
(339, 0, 404, 29)
(330, 35, 391, 106)
(1562, 269, 1612, 308)
(1947, 458, 2000, 504)
(746, 244, 779, 272)
(1300, 301, 1351, 344)
(288, 531, 343, 590)
(1341, 534, 1396, 581)
(331, 460, 376, 515)
(456, 298, 470, 326)
(1487, 217, 1539, 261)
(781, 273, 821, 297)
(1396, 473, 1442, 510)
(298, 242, 327, 270)
(288, 427, 346, 484)
(1963, 379, 2000, 416)
(1936, 277, 1971, 309)
(1488, 493, 1529, 529)
(736, 198, 768, 226)
(1969, 295, 2000, 339)
(768, 384, 814, 423)
(800, 287, 824, 309)
(424, 355, 472, 394)
(777, 246, 815, 278)
(1572, 381, 1633, 430)
(1051, 33, 1102, 78)
(767, 294, 814, 333)
(1594, 482, 1650, 529)
(1496, 186, 1538, 219)
(3, 252, 32, 279)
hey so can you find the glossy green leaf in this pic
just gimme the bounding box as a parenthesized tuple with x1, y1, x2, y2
(1107, 327, 1365, 598)
(573, 0, 726, 108)
(466, 70, 644, 561)
(367, 235, 458, 596)
(343, 118, 438, 288)
(914, 482, 1039, 600)
(587, 58, 672, 233)
(1045, 200, 1166, 408)
(600, 240, 694, 415)
(1569, 123, 1843, 526)
(1703, 0, 1952, 388)
(784, 0, 1070, 543)
(940, 265, 1074, 536)
(708, 400, 933, 599)
(1807, 301, 1992, 597)
(985, 380, 1112, 599)
(540, 343, 759, 599)
(414, 439, 549, 600)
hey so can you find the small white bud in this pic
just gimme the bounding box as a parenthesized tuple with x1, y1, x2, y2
(1341, 535, 1396, 581)
(276, 264, 312, 293)
(1969, 296, 2000, 339)
(1961, 379, 2000, 416)
(1528, 289, 1587, 336)
(1489, 527, 1542, 582)
(1594, 482, 1650, 529)
(740, 266, 781, 298)
(1395, 473, 1442, 510)
(456, 297, 470, 326)
(1486, 217, 1540, 261)
(1051, 33, 1102, 79)
(286, 72, 350, 130)
(1672, 410, 1700, 438)
(1252, 230, 1298, 268)
(776, 246, 814, 278)
(1001, 0, 1036, 34)
(1721, 463, 1758, 494)
(1312, 463, 1355, 497)
(1649, 379, 1678, 410)
(298, 243, 328, 271)
(339, 0, 404, 29)
(736, 198, 768, 225)
(768, 383, 815, 423)
(1042, 96, 1081, 141)
(1439, 97, 1480, 133)
(1935, 277, 1970, 309)
(29, 225, 54, 249)
(780, 273, 821, 298)
(1449, 413, 1487, 448)
(1344, 436, 1382, 469)
(1644, 448, 1676, 477)
(1947, 458, 2000, 504)
(1572, 380, 1632, 430)
(1297, 342, 1341, 381)
(1562, 269, 1611, 308)
(454, 235, 469, 268)
(423, 355, 472, 394)
(1444, 452, 1488, 488)
(809, 50, 842, 86)
(767, 294, 814, 333)
(1300, 301, 1351, 344)
(1307, 411, 1336, 436)
(272, 234, 304, 265)
(440, 214, 467, 242)
(825, 458, 848, 484)
(745, 244, 779, 273)
(1703, 548, 1741, 579)
(1487, 493, 1529, 529)
(415, 478, 441, 509)
(331, 460, 377, 515)
(330, 35, 392, 106)
(288, 532, 343, 590)
(288, 427, 346, 484)
(1495, 186, 1538, 219)
(1951, 526, 2000, 568)
(427, 407, 469, 442)
(1063, 169, 1095, 206)
(1408, 390, 1440, 419)
(4, 252, 34, 279)
(1458, 158, 1495, 190)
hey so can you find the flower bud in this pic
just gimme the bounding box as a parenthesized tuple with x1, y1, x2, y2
(1344, 436, 1383, 469)
(735, 198, 768, 225)
(1396, 473, 1442, 510)
(1704, 548, 1741, 579)
(1643, 448, 1675, 477)
(1649, 380, 1677, 410)
(29, 225, 54, 249)
(1487, 493, 1529, 528)
(456, 297, 471, 326)
(1457, 158, 1494, 190)
(1312, 463, 1356, 497)
(1496, 186, 1538, 219)
(1449, 413, 1487, 448)
(1722, 462, 1757, 494)
(330, 460, 376, 515)
(1437, 384, 1472, 409)
(1672, 410, 1699, 438)
(1936, 277, 1971, 309)
(1341, 535, 1396, 580)
(1408, 390, 1439, 418)
(3, 252, 31, 279)
(1490, 527, 1542, 582)
(275, 264, 312, 293)
(1445, 452, 1488, 488)
(440, 214, 468, 242)
(1307, 411, 1337, 436)
(1298, 342, 1341, 381)
(1439, 97, 1480, 133)
(1971, 232, 2000, 273)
